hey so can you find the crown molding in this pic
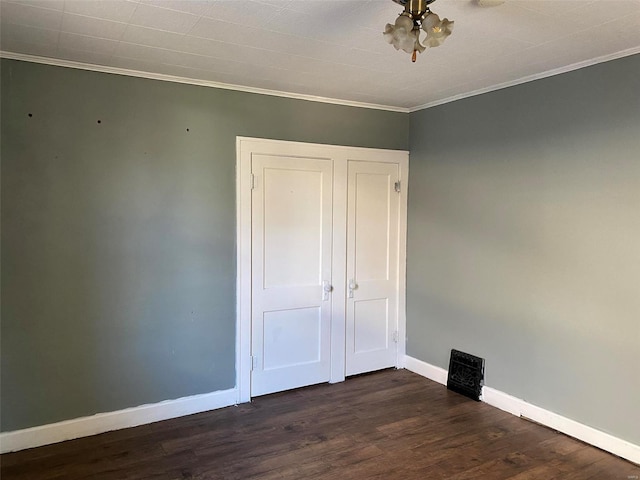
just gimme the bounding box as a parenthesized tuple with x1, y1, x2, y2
(0, 51, 410, 114)
(2, 47, 638, 115)
(409, 46, 640, 112)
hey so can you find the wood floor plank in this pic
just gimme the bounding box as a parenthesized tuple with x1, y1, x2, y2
(1, 369, 638, 480)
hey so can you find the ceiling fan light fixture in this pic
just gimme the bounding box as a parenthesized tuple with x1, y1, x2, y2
(383, 0, 453, 62)
(384, 13, 425, 55)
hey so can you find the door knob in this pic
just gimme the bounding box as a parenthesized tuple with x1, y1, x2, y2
(322, 281, 333, 301)
(348, 279, 358, 298)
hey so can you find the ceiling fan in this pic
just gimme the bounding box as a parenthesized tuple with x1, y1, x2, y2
(383, 0, 505, 62)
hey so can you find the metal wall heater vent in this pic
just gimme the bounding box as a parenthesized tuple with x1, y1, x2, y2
(447, 349, 485, 401)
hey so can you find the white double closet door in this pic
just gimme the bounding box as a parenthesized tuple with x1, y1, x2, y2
(238, 138, 407, 399)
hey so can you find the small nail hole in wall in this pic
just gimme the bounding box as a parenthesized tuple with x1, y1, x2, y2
(28, 113, 33, 117)
(97, 120, 102, 124)
(186, 128, 190, 132)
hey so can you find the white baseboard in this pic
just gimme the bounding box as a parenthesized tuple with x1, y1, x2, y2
(404, 355, 640, 465)
(0, 388, 237, 454)
(404, 355, 448, 386)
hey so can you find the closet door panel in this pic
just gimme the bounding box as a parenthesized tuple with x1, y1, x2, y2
(250, 154, 333, 396)
(346, 161, 400, 376)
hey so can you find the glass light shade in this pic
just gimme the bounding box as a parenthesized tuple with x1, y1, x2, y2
(422, 13, 453, 47)
(394, 13, 414, 32)
(412, 30, 426, 54)
(383, 17, 424, 54)
(399, 29, 417, 53)
(383, 23, 397, 45)
(421, 12, 441, 33)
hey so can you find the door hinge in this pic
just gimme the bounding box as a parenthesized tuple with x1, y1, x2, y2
(394, 180, 401, 193)
(250, 173, 256, 190)
(250, 355, 258, 371)
(393, 331, 399, 343)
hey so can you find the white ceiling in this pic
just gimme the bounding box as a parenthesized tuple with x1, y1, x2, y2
(1, 0, 639, 111)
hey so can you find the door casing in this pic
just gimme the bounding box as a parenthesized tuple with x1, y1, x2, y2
(236, 137, 409, 403)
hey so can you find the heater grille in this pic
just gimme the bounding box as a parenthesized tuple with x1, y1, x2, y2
(447, 349, 485, 401)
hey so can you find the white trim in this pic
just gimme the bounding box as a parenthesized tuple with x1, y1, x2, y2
(329, 154, 348, 384)
(236, 137, 409, 399)
(395, 158, 409, 369)
(0, 388, 237, 454)
(409, 46, 640, 112)
(3, 48, 638, 115)
(236, 137, 253, 404)
(0, 51, 408, 114)
(236, 137, 409, 157)
(404, 355, 640, 465)
(404, 355, 448, 385)
(483, 387, 640, 465)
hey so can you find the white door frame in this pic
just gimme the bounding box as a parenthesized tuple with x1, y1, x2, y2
(235, 137, 409, 404)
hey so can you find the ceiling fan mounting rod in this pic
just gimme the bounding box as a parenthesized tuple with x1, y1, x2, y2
(392, 0, 436, 6)
(397, 0, 435, 27)
(405, 0, 433, 16)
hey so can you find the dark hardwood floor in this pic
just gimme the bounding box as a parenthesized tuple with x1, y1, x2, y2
(2, 369, 638, 479)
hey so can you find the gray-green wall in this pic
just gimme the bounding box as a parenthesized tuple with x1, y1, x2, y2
(0, 59, 408, 432)
(407, 54, 640, 445)
(3, 54, 639, 447)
